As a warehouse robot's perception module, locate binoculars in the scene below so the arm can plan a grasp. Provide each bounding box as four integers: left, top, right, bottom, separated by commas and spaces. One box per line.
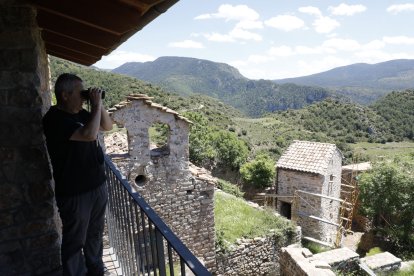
80, 89, 106, 100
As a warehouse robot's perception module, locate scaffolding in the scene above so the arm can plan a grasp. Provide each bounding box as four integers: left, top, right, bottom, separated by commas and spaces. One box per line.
335, 162, 360, 246
292, 189, 344, 248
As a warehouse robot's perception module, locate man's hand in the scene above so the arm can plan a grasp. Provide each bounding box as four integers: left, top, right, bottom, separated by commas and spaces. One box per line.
70, 87, 103, 141
89, 87, 103, 110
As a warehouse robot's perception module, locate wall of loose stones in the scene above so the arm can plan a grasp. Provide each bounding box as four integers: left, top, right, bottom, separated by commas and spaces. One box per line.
0, 1, 61, 275
215, 229, 301, 276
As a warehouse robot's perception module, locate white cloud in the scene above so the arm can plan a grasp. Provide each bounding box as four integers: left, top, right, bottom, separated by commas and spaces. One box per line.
204, 32, 235, 42
94, 50, 155, 68
195, 4, 262, 43
362, 40, 385, 50
387, 4, 414, 14
313, 16, 340, 33
295, 45, 325, 55
267, 45, 295, 57
168, 40, 204, 48
299, 6, 322, 17
229, 28, 262, 41
268, 46, 294, 57
383, 36, 414, 45
328, 3, 367, 16
195, 4, 259, 21
297, 56, 350, 76
235, 20, 263, 30
265, 15, 305, 32
322, 38, 360, 51
247, 54, 271, 64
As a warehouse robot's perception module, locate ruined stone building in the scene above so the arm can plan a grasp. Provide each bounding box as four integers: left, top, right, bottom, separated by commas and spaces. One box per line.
275, 140, 343, 245
104, 94, 216, 270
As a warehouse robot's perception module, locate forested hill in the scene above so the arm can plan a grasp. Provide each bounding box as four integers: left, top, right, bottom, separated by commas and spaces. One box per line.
48, 56, 243, 128
112, 56, 333, 117
268, 90, 414, 144
275, 59, 414, 104
372, 90, 414, 139
113, 56, 247, 97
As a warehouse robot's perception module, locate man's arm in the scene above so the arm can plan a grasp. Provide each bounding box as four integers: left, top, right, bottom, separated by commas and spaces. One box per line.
70, 89, 102, 141
100, 106, 113, 131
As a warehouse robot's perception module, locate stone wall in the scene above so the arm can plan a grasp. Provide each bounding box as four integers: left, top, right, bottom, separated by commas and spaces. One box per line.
280, 247, 359, 276
216, 229, 301, 276
277, 169, 323, 198
107, 98, 216, 271
0, 1, 61, 274
319, 152, 342, 244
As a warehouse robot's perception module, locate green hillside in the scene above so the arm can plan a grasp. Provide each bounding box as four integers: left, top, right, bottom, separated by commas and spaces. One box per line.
232, 94, 414, 162
112, 56, 333, 117
49, 56, 243, 129
372, 90, 414, 139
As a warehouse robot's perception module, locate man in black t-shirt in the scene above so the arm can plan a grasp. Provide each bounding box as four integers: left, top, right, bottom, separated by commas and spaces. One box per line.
43, 73, 113, 276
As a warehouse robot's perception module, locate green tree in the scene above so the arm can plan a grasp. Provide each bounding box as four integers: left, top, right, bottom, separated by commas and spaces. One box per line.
211, 130, 249, 170
240, 153, 276, 189
359, 159, 414, 255
184, 112, 216, 168
185, 112, 249, 170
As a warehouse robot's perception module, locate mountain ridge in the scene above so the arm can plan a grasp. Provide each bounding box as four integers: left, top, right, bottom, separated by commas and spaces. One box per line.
274, 59, 414, 104
112, 56, 333, 116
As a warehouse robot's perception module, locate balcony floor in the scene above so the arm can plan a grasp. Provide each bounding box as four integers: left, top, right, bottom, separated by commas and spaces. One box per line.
103, 246, 120, 275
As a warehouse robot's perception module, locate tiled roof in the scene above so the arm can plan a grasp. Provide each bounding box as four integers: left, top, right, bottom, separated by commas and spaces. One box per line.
276, 140, 340, 175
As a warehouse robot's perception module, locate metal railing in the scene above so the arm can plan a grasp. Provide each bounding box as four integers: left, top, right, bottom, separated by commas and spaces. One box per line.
104, 155, 211, 276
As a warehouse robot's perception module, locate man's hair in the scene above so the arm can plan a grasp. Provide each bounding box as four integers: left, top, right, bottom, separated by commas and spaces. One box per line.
54, 73, 82, 102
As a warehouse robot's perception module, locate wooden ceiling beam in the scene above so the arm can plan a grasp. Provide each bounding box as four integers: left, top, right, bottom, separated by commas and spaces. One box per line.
31, 0, 142, 35
37, 10, 120, 49
45, 42, 101, 59
42, 31, 108, 57
48, 50, 95, 66
45, 43, 98, 64
117, 0, 163, 14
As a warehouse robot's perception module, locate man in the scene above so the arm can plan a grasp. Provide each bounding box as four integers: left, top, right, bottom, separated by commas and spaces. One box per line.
43, 73, 113, 275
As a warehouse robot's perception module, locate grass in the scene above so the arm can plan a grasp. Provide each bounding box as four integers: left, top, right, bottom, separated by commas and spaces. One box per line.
214, 190, 295, 245
351, 141, 414, 161
302, 240, 330, 254
392, 264, 414, 276
365, 246, 383, 256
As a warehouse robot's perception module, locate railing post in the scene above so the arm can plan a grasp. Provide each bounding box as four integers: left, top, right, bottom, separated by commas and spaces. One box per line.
155, 229, 167, 276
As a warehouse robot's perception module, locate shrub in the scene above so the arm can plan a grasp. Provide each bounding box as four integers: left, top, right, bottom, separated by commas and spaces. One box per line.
217, 179, 244, 197
240, 153, 275, 189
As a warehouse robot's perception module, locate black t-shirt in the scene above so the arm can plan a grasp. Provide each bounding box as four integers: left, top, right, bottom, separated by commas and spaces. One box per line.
42, 106, 106, 197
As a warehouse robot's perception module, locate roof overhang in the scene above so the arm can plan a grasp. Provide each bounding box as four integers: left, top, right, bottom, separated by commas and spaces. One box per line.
28, 0, 179, 65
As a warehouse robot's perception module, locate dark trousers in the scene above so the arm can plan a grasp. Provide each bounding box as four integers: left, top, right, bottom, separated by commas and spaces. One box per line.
57, 184, 108, 276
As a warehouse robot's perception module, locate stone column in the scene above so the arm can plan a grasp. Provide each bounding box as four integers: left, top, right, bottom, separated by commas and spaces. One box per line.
0, 0, 61, 274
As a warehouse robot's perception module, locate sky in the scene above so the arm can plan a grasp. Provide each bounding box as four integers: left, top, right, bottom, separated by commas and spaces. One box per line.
93, 1, 414, 80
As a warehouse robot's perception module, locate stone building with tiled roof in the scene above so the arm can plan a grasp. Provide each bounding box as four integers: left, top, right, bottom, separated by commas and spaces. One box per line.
276, 140, 343, 245
104, 94, 216, 270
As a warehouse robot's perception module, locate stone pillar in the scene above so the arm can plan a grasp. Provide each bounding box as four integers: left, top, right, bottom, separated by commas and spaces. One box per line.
0, 0, 61, 274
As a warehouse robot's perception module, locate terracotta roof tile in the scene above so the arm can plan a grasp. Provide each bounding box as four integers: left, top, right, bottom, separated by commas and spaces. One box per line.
277, 140, 341, 175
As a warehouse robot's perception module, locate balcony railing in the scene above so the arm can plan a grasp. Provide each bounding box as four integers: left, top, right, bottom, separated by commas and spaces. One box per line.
104, 155, 211, 276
